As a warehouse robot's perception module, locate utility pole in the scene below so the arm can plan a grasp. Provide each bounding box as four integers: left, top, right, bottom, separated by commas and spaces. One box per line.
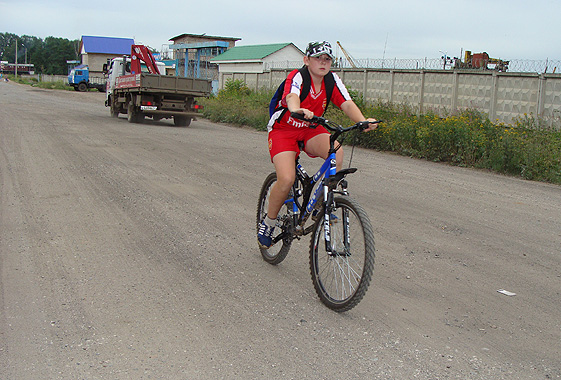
15, 37, 18, 78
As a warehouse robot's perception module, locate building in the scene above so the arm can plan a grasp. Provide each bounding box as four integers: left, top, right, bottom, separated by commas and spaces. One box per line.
210, 43, 304, 89
211, 43, 304, 73
79, 36, 135, 76
168, 33, 240, 80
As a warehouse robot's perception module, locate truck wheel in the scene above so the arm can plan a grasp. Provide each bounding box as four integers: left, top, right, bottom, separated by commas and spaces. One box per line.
109, 96, 119, 118
128, 104, 139, 123
174, 115, 192, 127
78, 82, 88, 92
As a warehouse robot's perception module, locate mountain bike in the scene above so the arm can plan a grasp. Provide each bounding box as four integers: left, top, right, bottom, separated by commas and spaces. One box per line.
256, 113, 380, 312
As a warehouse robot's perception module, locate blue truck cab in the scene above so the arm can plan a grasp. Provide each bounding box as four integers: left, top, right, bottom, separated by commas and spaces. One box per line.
68, 64, 105, 92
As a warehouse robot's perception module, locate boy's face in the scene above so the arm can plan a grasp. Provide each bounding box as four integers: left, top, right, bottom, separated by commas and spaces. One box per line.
304, 54, 333, 77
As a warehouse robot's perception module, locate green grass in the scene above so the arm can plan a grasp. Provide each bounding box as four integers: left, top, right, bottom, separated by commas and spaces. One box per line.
5, 74, 73, 90
202, 79, 561, 185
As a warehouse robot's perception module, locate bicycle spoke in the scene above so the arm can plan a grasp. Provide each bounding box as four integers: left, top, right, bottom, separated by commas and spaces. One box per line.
256, 173, 293, 265
309, 196, 375, 311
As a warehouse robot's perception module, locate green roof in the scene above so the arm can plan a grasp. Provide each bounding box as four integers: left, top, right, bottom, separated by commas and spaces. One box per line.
210, 43, 297, 62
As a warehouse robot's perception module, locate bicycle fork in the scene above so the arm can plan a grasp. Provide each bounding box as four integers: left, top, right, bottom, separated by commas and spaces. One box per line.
323, 183, 334, 253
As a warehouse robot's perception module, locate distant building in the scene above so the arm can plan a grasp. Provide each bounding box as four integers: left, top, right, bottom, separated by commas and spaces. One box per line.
168, 33, 240, 80
169, 33, 240, 63
210, 43, 305, 89
80, 36, 135, 76
211, 43, 304, 73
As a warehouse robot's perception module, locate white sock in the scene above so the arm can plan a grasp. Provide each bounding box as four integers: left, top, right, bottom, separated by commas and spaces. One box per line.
264, 216, 276, 227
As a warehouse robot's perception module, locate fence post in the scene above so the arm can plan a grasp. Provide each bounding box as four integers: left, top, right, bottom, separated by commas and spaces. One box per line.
419, 70, 425, 116
363, 69, 368, 101
451, 71, 459, 114
537, 74, 546, 118
489, 71, 499, 121
389, 70, 395, 103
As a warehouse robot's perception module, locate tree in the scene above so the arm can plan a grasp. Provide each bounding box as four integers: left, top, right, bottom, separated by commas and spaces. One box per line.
0, 32, 79, 74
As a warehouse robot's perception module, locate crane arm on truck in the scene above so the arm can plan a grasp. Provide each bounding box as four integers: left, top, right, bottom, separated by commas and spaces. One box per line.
130, 45, 160, 75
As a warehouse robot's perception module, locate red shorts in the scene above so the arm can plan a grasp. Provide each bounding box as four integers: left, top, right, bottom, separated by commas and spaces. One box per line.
268, 126, 329, 161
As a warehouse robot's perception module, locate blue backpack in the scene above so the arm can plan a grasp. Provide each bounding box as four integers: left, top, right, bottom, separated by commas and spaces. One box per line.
269, 66, 336, 118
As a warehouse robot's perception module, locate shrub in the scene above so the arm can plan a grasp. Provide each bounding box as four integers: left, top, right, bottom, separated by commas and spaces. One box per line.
202, 80, 561, 184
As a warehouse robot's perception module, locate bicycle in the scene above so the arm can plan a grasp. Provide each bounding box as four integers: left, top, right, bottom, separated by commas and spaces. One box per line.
256, 113, 380, 312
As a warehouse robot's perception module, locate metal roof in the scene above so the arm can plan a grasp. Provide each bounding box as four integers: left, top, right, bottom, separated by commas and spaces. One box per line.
81, 36, 135, 55
210, 43, 300, 62
170, 33, 240, 42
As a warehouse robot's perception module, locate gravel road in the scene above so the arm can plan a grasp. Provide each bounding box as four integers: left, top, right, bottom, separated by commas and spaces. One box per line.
1, 81, 560, 379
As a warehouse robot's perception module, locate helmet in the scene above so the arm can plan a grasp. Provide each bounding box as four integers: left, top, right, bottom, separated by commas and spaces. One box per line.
305, 41, 334, 59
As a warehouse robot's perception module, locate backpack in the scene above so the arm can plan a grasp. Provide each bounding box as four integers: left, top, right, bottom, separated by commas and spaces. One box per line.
268, 66, 336, 118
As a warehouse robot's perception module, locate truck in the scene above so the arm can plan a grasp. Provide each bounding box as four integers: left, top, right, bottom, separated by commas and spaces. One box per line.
104, 45, 211, 126
68, 64, 106, 92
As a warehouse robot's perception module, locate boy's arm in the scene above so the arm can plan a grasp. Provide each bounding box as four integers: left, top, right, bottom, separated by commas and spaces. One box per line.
341, 100, 378, 131
286, 93, 314, 119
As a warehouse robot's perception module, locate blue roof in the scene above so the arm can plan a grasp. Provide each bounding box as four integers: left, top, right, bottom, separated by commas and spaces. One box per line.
81, 36, 135, 55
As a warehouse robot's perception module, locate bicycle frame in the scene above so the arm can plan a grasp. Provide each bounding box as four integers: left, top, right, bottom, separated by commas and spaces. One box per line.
286, 152, 334, 217
258, 113, 380, 311
280, 145, 341, 254
272, 113, 380, 250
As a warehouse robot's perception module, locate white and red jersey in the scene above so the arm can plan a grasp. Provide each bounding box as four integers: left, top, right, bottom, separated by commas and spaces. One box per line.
267, 69, 352, 132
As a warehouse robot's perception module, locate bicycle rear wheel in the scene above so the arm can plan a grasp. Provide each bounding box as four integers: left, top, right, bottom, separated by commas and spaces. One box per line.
256, 172, 293, 265
309, 196, 375, 312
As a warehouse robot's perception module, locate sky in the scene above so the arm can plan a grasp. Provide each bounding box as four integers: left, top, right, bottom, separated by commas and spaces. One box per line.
1, 0, 560, 61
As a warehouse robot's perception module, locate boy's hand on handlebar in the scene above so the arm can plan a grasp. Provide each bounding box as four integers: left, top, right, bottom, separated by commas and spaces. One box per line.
292, 108, 315, 119
362, 118, 380, 132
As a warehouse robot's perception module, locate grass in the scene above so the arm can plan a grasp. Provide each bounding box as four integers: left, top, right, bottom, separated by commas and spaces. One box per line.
202, 79, 561, 185
4, 74, 73, 90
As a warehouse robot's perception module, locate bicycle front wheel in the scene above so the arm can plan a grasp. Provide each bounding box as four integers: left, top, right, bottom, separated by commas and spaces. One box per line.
309, 196, 375, 312
256, 172, 293, 265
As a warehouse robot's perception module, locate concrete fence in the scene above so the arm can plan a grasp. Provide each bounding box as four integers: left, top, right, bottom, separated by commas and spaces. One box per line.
33, 74, 68, 83
219, 68, 561, 129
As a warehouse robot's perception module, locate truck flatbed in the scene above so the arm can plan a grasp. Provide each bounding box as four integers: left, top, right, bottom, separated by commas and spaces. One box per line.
115, 73, 211, 96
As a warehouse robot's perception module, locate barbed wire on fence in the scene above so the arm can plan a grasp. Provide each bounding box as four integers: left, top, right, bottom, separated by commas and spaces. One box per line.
265, 58, 561, 74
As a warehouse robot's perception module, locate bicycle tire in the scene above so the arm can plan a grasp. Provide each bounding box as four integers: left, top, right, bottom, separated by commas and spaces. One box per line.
256, 172, 293, 265
309, 195, 375, 312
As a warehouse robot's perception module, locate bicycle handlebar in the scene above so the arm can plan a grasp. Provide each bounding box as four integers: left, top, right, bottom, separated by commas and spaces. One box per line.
290, 112, 381, 134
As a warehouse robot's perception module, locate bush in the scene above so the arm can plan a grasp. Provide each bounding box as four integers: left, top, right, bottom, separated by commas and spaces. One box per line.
201, 80, 272, 131
202, 81, 561, 184
36, 80, 70, 90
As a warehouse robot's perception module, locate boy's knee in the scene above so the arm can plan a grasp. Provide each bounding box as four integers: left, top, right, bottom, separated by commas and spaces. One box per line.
277, 173, 295, 188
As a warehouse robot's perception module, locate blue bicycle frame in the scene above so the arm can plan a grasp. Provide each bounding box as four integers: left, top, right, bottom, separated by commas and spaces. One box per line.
286, 152, 335, 214
283, 150, 339, 251
274, 112, 379, 252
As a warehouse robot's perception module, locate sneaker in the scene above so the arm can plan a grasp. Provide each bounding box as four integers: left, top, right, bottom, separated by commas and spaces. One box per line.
257, 220, 275, 248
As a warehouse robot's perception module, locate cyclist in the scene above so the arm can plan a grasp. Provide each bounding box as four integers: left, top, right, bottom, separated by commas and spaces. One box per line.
258, 41, 378, 248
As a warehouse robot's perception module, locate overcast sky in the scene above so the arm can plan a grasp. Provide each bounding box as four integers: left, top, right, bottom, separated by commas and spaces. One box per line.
1, 0, 559, 61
